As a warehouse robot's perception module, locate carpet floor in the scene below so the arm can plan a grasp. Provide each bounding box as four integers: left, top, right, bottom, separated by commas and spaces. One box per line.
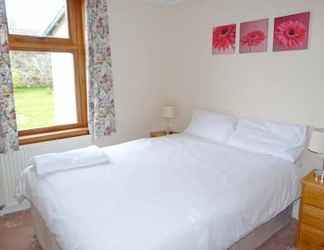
0, 210, 298, 250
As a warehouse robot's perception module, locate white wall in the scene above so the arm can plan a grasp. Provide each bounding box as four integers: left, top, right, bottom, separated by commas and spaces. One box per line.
0, 0, 168, 213
101, 0, 169, 145
163, 0, 324, 131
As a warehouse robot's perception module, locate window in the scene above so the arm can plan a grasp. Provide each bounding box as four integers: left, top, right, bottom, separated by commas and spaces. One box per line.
6, 0, 69, 38
6, 0, 88, 145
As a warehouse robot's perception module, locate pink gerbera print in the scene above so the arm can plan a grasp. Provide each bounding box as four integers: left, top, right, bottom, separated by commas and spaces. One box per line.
241, 30, 266, 48
275, 20, 306, 48
239, 19, 269, 54
212, 24, 236, 54
273, 12, 310, 52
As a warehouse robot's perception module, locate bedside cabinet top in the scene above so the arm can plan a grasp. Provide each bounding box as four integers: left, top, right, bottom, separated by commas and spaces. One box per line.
150, 131, 179, 138
150, 131, 167, 138
303, 170, 324, 190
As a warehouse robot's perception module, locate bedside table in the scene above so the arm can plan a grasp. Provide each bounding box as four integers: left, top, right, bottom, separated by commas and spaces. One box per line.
150, 131, 177, 138
297, 170, 324, 250
150, 131, 167, 138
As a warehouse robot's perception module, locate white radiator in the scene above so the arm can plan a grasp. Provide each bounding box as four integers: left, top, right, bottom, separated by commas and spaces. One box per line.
0, 149, 30, 211
0, 135, 92, 214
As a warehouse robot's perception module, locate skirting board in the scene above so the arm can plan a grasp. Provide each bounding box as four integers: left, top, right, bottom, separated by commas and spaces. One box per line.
1, 201, 30, 216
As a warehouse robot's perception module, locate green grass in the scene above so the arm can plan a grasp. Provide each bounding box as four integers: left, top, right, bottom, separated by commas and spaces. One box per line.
14, 87, 54, 130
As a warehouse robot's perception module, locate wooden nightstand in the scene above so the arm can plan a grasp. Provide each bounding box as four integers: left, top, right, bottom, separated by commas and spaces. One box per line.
150, 131, 177, 138
297, 170, 324, 250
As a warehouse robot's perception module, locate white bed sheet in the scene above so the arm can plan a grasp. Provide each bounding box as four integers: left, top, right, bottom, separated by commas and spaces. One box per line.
25, 134, 299, 250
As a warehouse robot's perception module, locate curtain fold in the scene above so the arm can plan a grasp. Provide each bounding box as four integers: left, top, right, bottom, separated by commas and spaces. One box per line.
0, 0, 19, 154
86, 0, 116, 138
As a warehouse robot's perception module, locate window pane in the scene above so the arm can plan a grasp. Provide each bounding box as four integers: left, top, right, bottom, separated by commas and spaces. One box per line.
10, 51, 77, 131
5, 0, 69, 38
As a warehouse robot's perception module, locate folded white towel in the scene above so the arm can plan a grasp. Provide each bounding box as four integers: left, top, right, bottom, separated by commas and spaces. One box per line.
32, 146, 110, 177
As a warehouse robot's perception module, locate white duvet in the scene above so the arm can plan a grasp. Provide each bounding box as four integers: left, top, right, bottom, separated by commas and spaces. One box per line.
26, 134, 299, 250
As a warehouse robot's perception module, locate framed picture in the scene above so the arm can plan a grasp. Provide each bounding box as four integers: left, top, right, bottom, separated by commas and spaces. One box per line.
273, 12, 310, 52
240, 19, 269, 53
212, 24, 236, 55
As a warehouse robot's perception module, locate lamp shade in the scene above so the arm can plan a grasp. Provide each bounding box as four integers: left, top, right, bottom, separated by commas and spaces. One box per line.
308, 130, 324, 154
162, 106, 176, 119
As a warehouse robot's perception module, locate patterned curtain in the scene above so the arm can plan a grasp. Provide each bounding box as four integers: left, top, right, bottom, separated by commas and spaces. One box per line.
0, 0, 19, 153
86, 0, 116, 137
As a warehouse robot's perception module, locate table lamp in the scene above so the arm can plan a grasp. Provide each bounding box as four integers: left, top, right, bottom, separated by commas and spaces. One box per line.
161, 106, 176, 134
308, 129, 324, 183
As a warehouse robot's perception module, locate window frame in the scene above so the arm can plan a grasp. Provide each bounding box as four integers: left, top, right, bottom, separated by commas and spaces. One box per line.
8, 0, 88, 145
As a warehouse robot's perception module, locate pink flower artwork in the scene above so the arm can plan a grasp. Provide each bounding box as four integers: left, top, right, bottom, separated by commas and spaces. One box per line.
273, 12, 310, 52
212, 24, 236, 55
240, 19, 269, 54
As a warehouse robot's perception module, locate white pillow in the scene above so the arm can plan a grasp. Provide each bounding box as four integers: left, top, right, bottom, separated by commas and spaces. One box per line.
228, 119, 308, 162
185, 110, 237, 143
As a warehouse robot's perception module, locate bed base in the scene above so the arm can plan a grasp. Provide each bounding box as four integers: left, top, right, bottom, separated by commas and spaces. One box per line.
31, 205, 292, 250
229, 205, 292, 249
31, 207, 61, 250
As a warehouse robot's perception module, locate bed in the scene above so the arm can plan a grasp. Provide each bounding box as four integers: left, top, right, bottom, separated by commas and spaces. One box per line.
24, 132, 301, 250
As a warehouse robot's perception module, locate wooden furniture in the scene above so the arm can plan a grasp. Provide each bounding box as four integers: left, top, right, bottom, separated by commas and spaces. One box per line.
150, 131, 177, 138
297, 170, 324, 250
150, 131, 167, 138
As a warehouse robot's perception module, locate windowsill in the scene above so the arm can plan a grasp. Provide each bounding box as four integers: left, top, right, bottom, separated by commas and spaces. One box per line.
19, 127, 89, 145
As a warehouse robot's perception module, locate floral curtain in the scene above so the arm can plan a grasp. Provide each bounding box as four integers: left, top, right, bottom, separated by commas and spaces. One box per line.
86, 0, 116, 137
0, 0, 19, 153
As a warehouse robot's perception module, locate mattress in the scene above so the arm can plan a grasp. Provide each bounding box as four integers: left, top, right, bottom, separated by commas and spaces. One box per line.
24, 134, 299, 250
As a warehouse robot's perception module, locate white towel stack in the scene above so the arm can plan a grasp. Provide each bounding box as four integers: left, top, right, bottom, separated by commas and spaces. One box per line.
32, 145, 110, 177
